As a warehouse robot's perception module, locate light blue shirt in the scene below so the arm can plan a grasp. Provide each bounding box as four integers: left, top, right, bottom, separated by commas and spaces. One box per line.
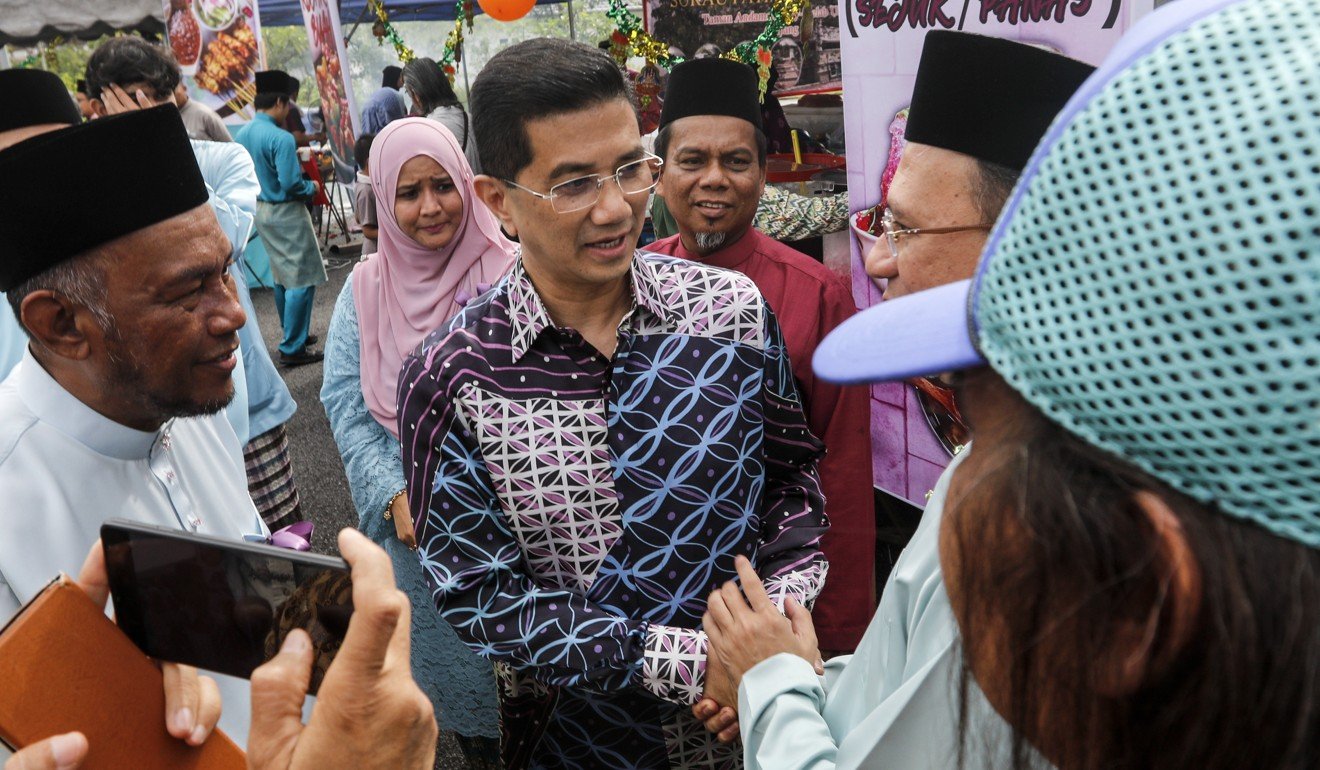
233, 113, 316, 203
0, 350, 269, 747
0, 300, 26, 380
360, 87, 407, 135
192, 139, 297, 440
739, 448, 1023, 769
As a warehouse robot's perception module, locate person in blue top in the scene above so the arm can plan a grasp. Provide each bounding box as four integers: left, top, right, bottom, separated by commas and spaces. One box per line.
235, 70, 326, 368
360, 65, 407, 136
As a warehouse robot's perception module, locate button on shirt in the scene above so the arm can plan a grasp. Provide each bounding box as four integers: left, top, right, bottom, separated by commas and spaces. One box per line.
399, 253, 830, 768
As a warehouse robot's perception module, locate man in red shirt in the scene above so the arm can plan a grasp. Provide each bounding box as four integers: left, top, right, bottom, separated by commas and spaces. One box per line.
647, 58, 875, 654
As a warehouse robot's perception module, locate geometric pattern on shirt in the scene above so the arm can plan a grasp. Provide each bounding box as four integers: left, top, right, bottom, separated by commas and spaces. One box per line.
764, 559, 829, 612
404, 252, 830, 770
464, 388, 621, 594
663, 705, 743, 770
633, 256, 765, 349
642, 625, 709, 705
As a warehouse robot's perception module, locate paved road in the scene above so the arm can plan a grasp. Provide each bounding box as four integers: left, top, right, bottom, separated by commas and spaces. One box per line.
248, 246, 469, 767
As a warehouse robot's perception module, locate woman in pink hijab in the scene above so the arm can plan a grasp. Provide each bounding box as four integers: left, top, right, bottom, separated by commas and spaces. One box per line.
321, 117, 513, 768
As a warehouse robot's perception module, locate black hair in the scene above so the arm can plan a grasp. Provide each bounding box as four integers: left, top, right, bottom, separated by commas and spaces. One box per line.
654, 122, 768, 167
382, 66, 403, 89
972, 159, 1019, 222
355, 133, 376, 172
402, 58, 462, 115
287, 77, 301, 98
253, 92, 289, 111
470, 38, 634, 182
85, 36, 181, 103
950, 369, 1320, 770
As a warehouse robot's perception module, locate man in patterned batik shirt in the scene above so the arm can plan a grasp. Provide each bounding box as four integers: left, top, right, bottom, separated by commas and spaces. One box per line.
398, 39, 829, 769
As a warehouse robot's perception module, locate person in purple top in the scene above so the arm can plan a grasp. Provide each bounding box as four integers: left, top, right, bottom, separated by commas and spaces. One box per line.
397, 38, 829, 769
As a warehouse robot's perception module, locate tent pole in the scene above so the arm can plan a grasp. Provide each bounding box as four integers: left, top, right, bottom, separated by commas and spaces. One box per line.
461, 50, 472, 98
566, 0, 577, 41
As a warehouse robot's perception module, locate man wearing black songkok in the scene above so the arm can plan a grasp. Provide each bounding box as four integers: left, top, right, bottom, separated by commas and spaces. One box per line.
0, 106, 268, 746
689, 31, 1097, 750
648, 57, 877, 657
235, 70, 326, 367
868, 31, 1095, 299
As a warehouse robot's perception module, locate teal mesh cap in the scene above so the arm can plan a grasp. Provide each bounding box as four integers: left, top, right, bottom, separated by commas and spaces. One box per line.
816, 0, 1320, 548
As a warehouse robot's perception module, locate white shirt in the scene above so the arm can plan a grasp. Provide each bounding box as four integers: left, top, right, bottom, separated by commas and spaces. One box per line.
738, 447, 1025, 769
0, 351, 269, 746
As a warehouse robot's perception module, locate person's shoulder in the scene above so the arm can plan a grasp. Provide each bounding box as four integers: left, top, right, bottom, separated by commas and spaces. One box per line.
642, 251, 764, 303
0, 377, 38, 468
752, 232, 845, 285
198, 137, 253, 166
645, 234, 681, 255
407, 284, 509, 382
639, 252, 769, 345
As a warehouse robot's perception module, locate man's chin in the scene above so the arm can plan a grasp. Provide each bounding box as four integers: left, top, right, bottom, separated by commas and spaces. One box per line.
159, 390, 236, 421
693, 230, 728, 254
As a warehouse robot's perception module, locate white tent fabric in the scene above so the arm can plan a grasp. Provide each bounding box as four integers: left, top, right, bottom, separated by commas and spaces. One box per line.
0, 0, 164, 46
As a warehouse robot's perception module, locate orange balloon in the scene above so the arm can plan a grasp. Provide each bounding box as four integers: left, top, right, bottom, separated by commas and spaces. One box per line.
478, 0, 536, 22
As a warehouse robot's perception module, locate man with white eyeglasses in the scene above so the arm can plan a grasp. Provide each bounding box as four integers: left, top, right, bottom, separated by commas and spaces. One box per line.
395, 38, 830, 769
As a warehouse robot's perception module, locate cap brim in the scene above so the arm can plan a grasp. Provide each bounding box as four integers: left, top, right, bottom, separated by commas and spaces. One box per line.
813, 279, 985, 384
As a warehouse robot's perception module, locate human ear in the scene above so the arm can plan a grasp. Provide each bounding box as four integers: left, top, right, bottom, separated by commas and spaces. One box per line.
473, 174, 517, 238
19, 291, 96, 361
1093, 490, 1203, 697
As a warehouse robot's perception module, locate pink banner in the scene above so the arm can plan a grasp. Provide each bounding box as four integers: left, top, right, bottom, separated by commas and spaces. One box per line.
300, 0, 361, 178
164, 0, 266, 124
839, 0, 1155, 505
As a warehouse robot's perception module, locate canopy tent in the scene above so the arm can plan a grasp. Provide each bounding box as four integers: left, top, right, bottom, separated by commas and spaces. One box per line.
256, 0, 569, 28
0, 0, 163, 46
0, 1, 573, 46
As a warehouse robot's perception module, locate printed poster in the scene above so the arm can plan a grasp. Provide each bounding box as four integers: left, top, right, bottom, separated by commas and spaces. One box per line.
300, 0, 362, 179
163, 0, 266, 124
646, 0, 843, 95
840, 0, 1156, 505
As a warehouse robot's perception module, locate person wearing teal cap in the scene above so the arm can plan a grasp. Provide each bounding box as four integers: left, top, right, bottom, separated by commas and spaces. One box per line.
703, 1, 1320, 768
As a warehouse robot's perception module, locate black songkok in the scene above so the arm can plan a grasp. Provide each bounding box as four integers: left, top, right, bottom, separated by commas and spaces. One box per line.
0, 106, 208, 291
382, 65, 402, 89
0, 70, 81, 134
658, 58, 763, 132
905, 31, 1095, 171
255, 69, 292, 95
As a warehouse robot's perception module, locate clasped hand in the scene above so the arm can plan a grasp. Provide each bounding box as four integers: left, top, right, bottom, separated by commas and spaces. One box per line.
693, 556, 822, 742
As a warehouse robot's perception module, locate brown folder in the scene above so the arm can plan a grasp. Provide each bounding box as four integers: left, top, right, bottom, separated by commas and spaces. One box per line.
0, 575, 246, 768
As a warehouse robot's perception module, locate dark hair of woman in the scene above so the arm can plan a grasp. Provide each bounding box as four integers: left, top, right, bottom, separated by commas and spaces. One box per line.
946, 369, 1318, 770
402, 58, 462, 117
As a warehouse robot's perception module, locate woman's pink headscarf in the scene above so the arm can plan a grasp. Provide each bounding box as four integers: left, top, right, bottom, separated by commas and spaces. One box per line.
353, 117, 515, 438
